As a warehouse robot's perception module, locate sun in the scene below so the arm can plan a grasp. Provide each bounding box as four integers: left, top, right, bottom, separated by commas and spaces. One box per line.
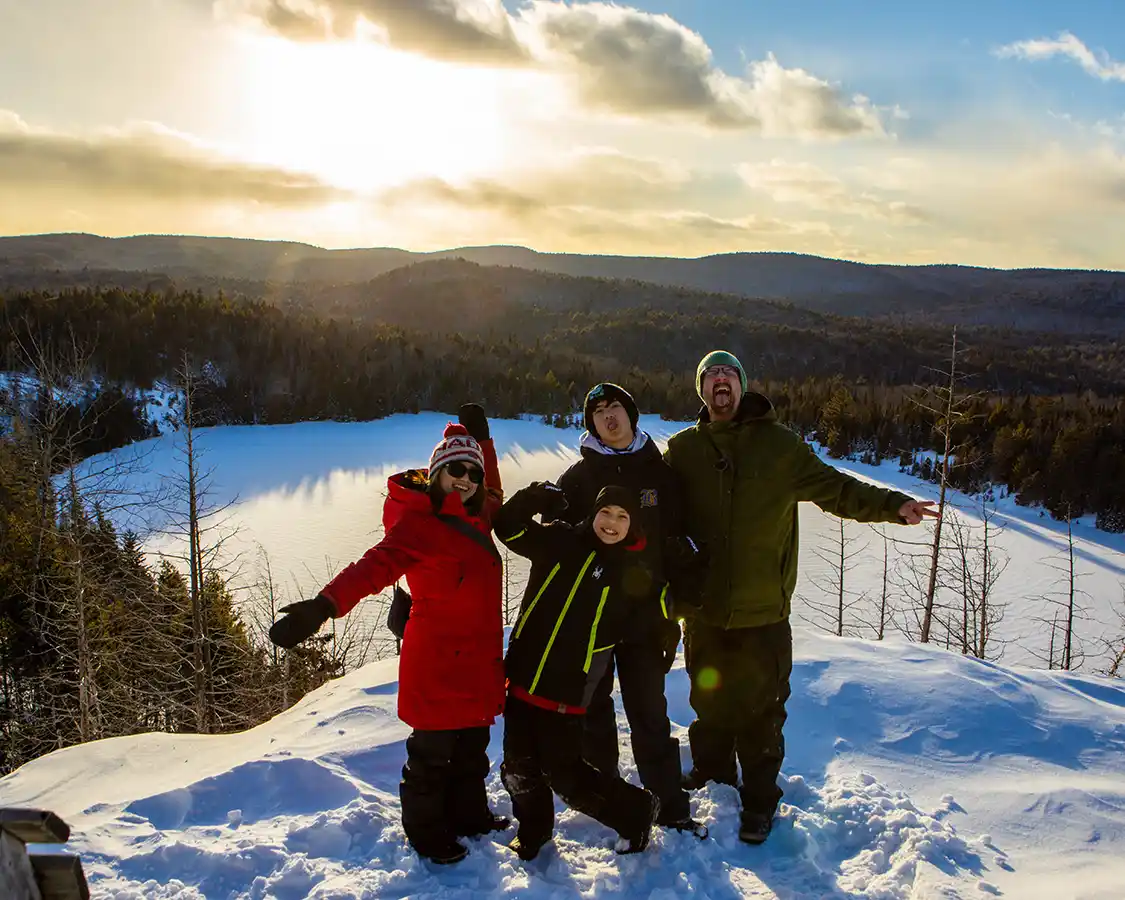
234, 34, 511, 191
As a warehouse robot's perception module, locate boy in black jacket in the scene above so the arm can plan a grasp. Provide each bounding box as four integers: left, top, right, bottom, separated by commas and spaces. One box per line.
555, 383, 705, 837
495, 482, 663, 861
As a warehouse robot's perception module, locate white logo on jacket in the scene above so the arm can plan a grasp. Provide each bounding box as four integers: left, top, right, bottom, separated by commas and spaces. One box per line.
592, 566, 604, 580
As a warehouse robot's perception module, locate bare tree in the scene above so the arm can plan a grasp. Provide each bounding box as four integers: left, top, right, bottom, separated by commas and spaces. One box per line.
502, 544, 530, 626
864, 527, 894, 640
799, 512, 868, 636
1, 320, 168, 767
911, 328, 981, 643
1101, 585, 1125, 679
1033, 506, 1089, 671
890, 528, 944, 642
152, 354, 244, 733
941, 499, 1009, 660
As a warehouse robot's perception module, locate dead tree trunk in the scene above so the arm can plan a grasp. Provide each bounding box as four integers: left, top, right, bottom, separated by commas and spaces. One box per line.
1063, 510, 1076, 671
183, 369, 211, 734
921, 328, 958, 644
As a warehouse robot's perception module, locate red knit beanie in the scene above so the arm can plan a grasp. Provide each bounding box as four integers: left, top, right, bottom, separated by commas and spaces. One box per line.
429, 423, 485, 475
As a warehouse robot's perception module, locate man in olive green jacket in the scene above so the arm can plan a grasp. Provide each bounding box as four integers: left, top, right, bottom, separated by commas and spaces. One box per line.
663, 350, 936, 845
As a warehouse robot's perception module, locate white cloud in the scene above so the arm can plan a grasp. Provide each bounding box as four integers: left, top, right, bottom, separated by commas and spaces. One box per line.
221, 0, 890, 138
523, 2, 886, 137
738, 159, 928, 223
216, 0, 527, 63
0, 110, 344, 205
996, 32, 1125, 82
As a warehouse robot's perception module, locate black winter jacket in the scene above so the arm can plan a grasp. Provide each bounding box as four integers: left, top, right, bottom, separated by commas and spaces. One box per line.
495, 486, 647, 710
555, 433, 688, 639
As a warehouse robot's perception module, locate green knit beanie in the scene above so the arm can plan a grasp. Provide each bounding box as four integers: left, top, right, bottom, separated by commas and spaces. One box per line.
696, 350, 748, 399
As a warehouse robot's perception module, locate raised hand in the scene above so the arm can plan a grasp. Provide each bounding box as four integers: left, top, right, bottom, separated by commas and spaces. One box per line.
268, 594, 336, 649
898, 499, 939, 525
528, 481, 569, 520
458, 403, 491, 442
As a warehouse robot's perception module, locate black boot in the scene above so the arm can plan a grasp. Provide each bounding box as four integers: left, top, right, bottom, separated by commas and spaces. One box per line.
682, 767, 737, 790
509, 833, 547, 861
616, 791, 660, 855
458, 813, 511, 838
660, 816, 709, 840
417, 838, 469, 864
738, 811, 773, 845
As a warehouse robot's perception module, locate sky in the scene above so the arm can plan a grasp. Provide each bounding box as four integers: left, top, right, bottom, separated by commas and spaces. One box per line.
1, 0, 1123, 268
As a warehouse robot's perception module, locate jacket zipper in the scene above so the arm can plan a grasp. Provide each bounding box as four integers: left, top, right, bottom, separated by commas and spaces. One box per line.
528, 551, 596, 693
583, 586, 612, 672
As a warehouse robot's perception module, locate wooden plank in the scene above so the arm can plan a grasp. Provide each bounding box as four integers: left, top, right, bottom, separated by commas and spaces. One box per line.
1, 829, 44, 900
29, 855, 90, 900
0, 810, 70, 845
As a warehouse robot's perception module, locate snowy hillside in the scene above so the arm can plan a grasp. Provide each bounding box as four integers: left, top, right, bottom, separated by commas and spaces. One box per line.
3, 631, 1124, 899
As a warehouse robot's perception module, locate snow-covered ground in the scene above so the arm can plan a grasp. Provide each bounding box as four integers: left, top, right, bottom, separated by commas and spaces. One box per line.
7, 411, 1125, 898
3, 629, 1124, 899
91, 412, 1125, 670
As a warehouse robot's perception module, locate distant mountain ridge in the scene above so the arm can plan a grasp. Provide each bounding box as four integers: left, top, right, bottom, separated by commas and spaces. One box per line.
2, 232, 1124, 333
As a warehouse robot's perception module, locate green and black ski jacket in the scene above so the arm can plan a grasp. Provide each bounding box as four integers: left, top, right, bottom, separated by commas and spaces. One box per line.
495, 488, 645, 710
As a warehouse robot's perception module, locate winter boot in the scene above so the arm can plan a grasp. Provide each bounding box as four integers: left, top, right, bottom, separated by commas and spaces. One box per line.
661, 817, 709, 840
738, 811, 773, 845
418, 838, 469, 865
615, 790, 660, 855
458, 813, 511, 838
682, 766, 737, 790
509, 834, 547, 861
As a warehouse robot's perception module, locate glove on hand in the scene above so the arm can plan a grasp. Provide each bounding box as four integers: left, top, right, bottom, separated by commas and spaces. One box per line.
269, 594, 335, 649
660, 618, 682, 673
664, 535, 707, 577
664, 536, 708, 610
527, 481, 569, 521
458, 403, 490, 442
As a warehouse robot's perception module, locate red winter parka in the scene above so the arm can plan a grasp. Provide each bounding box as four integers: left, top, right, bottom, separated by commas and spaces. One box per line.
320, 439, 505, 731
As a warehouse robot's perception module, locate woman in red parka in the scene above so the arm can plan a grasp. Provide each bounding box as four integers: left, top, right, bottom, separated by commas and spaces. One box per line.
268, 405, 507, 865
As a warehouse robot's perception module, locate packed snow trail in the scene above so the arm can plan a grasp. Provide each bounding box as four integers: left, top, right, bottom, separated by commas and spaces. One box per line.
4, 630, 1125, 899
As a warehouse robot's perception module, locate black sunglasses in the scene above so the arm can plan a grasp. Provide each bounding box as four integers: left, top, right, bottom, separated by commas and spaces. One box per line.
446, 461, 484, 484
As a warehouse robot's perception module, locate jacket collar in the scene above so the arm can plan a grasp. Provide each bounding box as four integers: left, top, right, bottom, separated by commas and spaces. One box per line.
385, 468, 474, 527
579, 429, 651, 457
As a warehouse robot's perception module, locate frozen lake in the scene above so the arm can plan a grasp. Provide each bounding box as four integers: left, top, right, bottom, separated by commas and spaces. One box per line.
90, 412, 1125, 671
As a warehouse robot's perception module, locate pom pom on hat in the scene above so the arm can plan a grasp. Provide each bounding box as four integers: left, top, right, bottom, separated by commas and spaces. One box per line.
429, 423, 485, 475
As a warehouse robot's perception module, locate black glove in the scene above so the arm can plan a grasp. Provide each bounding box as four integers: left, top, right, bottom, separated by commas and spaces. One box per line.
660, 618, 681, 673
526, 481, 569, 520
269, 594, 335, 649
458, 403, 490, 442
664, 535, 707, 577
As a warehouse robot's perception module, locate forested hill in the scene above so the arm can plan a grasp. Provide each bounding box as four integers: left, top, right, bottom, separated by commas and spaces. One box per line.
3, 233, 1124, 334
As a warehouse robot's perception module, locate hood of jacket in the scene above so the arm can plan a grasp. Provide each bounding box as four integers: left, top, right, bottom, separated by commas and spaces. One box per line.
579, 429, 652, 457
384, 468, 475, 532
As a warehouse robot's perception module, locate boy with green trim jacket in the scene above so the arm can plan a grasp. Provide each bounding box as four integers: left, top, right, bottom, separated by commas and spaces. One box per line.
494, 482, 663, 861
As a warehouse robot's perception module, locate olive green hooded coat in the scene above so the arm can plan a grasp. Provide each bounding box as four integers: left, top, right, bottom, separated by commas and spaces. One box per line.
664, 392, 912, 630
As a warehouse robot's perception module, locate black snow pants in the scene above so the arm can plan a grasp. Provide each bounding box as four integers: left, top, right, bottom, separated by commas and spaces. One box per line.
400, 726, 492, 855
683, 619, 793, 817
501, 694, 654, 847
580, 638, 691, 822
